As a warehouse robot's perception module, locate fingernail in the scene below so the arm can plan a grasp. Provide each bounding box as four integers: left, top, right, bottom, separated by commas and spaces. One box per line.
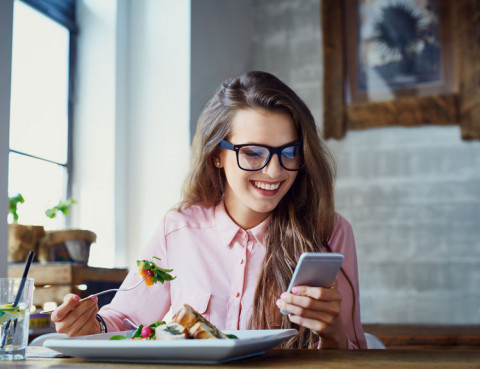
275, 299, 281, 306
72, 295, 80, 302
91, 296, 98, 302
292, 287, 299, 294
280, 293, 287, 300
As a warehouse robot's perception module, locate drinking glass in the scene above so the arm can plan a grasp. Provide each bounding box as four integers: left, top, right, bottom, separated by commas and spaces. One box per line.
0, 278, 34, 361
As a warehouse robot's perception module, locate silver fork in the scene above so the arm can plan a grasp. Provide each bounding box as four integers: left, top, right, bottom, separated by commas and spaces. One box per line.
40, 276, 147, 314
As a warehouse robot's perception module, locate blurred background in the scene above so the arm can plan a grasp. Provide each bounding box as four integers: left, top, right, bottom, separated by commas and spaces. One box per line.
0, 0, 479, 326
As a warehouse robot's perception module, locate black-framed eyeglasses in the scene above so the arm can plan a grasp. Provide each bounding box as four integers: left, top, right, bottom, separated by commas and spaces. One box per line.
219, 140, 304, 171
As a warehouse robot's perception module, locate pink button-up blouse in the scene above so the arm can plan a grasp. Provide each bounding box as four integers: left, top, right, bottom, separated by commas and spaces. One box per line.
99, 201, 367, 349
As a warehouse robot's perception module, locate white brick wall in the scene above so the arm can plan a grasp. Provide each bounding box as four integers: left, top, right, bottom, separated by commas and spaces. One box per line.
332, 126, 480, 323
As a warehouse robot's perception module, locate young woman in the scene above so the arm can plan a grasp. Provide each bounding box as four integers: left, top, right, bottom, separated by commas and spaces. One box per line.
51, 71, 367, 349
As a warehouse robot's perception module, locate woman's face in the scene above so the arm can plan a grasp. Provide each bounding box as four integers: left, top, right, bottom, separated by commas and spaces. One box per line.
218, 108, 299, 229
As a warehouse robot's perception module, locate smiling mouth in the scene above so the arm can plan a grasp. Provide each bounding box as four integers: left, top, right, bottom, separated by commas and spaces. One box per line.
253, 181, 281, 191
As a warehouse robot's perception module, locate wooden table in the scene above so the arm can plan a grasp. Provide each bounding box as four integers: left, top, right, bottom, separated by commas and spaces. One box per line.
2, 349, 480, 368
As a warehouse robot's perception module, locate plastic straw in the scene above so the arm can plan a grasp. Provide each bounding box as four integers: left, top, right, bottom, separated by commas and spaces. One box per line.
0, 251, 35, 348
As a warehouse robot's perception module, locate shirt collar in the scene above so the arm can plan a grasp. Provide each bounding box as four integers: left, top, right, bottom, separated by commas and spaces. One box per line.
214, 200, 270, 248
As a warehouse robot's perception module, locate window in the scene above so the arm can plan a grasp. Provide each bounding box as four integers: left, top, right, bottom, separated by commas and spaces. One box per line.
8, 0, 75, 229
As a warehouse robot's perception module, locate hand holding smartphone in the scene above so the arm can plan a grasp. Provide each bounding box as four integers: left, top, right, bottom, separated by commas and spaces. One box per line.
280, 252, 344, 315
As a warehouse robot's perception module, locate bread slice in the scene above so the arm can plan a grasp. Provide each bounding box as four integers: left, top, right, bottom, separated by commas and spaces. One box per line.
171, 304, 228, 339
155, 323, 188, 340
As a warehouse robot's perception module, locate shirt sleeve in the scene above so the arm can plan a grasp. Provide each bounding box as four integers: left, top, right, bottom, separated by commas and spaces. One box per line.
328, 213, 368, 349
98, 217, 172, 332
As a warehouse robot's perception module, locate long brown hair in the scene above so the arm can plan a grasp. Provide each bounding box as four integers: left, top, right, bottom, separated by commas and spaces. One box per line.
178, 71, 336, 348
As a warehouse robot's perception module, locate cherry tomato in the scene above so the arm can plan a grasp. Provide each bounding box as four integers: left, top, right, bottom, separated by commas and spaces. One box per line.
144, 276, 154, 286
141, 326, 153, 338
138, 262, 155, 286
139, 264, 153, 276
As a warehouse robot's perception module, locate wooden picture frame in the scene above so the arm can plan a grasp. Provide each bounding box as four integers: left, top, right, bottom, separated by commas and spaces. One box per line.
322, 0, 480, 140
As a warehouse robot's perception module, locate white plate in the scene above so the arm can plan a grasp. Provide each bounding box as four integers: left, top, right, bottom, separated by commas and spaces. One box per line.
44, 329, 297, 364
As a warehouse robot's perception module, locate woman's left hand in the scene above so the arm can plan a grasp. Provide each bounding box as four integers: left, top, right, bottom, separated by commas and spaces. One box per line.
275, 279, 348, 349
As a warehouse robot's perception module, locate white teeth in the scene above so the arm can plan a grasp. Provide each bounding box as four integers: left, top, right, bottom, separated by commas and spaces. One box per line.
254, 181, 280, 190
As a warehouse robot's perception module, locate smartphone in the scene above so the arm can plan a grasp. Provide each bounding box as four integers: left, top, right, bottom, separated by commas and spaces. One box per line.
280, 252, 344, 315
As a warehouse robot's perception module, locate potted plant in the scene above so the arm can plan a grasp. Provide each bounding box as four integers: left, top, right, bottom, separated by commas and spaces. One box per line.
38, 199, 96, 264
7, 194, 96, 265
7, 194, 46, 263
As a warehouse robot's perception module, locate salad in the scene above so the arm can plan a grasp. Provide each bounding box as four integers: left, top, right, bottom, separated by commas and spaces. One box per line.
137, 256, 176, 286
110, 304, 238, 340
110, 321, 166, 340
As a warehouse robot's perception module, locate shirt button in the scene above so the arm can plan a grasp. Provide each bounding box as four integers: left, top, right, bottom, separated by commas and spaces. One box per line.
235, 292, 240, 298
240, 259, 244, 264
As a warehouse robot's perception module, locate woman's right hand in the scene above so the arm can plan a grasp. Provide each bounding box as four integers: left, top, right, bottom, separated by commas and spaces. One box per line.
50, 294, 100, 337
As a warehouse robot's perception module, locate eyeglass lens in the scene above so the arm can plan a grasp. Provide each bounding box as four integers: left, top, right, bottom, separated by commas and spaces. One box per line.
238, 145, 300, 170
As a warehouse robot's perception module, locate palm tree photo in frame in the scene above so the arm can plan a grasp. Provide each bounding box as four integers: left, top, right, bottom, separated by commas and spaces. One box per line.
346, 0, 455, 104
322, 0, 480, 140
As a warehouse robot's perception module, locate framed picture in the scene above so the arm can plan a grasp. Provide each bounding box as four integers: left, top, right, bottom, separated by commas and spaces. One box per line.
322, 0, 480, 140
345, 0, 455, 105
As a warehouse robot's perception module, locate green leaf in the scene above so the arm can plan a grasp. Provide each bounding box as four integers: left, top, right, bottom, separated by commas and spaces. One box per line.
45, 208, 57, 219
109, 335, 128, 340
150, 321, 166, 328
226, 334, 238, 339
45, 198, 77, 219
8, 193, 24, 223
132, 324, 144, 338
